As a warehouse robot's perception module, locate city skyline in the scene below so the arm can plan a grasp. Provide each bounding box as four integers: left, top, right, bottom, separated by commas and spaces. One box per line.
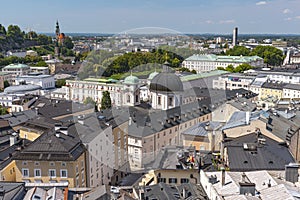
1, 0, 300, 34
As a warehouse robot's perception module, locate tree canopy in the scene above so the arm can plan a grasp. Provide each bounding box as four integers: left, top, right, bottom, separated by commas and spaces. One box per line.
225, 45, 284, 66
218, 63, 253, 73
101, 91, 112, 110
55, 79, 66, 88
78, 49, 184, 79
250, 45, 284, 66
226, 46, 250, 56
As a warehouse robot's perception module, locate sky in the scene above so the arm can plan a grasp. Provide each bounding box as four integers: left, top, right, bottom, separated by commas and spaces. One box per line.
1, 0, 300, 34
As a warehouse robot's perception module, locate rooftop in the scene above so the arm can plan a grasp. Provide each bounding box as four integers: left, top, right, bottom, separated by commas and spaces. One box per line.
2, 63, 30, 70
224, 133, 295, 171
143, 182, 207, 200
185, 54, 263, 63
4, 84, 42, 93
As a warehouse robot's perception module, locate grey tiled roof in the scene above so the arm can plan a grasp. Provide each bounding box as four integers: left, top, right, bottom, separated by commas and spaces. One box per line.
14, 124, 85, 161
182, 121, 222, 136
0, 182, 26, 200
224, 133, 295, 171
144, 183, 207, 200
0, 110, 37, 127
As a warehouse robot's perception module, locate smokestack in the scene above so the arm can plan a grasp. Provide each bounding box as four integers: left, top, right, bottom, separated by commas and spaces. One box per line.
267, 179, 271, 188
221, 167, 225, 186
242, 172, 246, 183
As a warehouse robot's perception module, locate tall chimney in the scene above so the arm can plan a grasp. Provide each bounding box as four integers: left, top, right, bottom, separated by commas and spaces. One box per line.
242, 172, 246, 183
221, 167, 225, 186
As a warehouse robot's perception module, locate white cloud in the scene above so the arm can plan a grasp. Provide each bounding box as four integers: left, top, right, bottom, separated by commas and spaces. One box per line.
219, 19, 235, 24
283, 8, 292, 14
256, 1, 267, 5
284, 17, 292, 21
205, 20, 214, 24
295, 16, 300, 20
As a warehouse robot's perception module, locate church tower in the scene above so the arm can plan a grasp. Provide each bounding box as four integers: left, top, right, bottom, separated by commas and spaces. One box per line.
55, 21, 60, 57
55, 21, 60, 38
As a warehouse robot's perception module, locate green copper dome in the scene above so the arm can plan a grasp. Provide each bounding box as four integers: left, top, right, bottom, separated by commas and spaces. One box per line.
148, 71, 159, 80
124, 75, 139, 85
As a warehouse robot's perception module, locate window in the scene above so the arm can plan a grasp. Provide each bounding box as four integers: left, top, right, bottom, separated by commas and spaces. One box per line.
169, 178, 177, 184
49, 162, 55, 167
61, 162, 66, 167
22, 161, 27, 166
158, 178, 166, 183
158, 96, 161, 105
34, 169, 41, 177
181, 178, 189, 183
76, 177, 79, 187
60, 169, 68, 178
81, 161, 84, 170
22, 168, 29, 177
168, 97, 173, 106
76, 165, 79, 174
127, 95, 131, 103
81, 171, 85, 183
34, 162, 40, 166
49, 169, 56, 178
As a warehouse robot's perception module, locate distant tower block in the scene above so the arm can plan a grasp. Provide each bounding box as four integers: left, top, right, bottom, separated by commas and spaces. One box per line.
233, 27, 238, 46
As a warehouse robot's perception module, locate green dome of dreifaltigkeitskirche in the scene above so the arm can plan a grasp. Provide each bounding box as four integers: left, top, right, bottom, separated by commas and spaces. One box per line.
124, 75, 139, 85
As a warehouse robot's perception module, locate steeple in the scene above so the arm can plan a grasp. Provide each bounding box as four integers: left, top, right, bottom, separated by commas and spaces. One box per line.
55, 20, 60, 37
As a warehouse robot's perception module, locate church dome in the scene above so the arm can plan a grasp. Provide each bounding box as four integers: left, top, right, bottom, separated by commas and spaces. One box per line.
124, 75, 139, 85
150, 72, 183, 92
148, 71, 159, 80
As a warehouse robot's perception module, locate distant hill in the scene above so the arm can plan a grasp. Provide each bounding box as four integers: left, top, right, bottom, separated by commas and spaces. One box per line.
0, 24, 52, 52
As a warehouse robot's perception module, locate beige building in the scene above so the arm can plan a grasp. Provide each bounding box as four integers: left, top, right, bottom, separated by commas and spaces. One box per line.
13, 127, 87, 188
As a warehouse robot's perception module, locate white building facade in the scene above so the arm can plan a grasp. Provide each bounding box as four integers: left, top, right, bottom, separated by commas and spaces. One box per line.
182, 54, 263, 73
16, 74, 55, 89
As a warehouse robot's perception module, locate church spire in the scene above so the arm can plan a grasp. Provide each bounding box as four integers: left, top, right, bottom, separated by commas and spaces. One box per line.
55, 20, 60, 37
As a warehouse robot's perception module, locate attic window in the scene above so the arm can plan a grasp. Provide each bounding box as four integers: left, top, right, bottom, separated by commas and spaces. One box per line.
244, 161, 248, 164
269, 161, 274, 164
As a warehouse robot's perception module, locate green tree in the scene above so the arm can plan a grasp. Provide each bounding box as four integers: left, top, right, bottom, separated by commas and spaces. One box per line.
191, 69, 197, 74
4, 80, 10, 88
0, 105, 8, 115
55, 79, 66, 88
250, 45, 284, 66
34, 61, 48, 67
226, 46, 250, 56
26, 31, 38, 40
84, 97, 96, 106
225, 64, 235, 72
101, 91, 112, 110
6, 25, 24, 43
0, 24, 6, 35
233, 63, 253, 73
37, 34, 52, 45
64, 37, 74, 49
171, 57, 181, 68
